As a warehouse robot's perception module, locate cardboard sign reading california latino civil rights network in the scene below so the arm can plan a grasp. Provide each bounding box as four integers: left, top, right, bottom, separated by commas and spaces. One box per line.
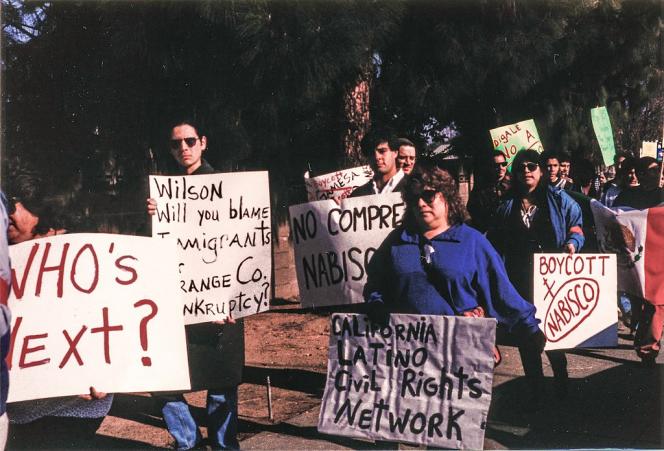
318, 314, 495, 450
150, 172, 272, 324
489, 119, 544, 169
533, 253, 617, 351
289, 193, 405, 308
7, 234, 190, 402
304, 166, 374, 201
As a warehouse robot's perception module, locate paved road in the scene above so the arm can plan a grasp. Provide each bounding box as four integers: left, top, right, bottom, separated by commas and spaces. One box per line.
240, 327, 664, 450
7, 319, 662, 449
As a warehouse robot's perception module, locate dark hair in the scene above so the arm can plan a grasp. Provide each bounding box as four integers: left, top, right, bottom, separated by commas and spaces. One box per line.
573, 158, 594, 186
165, 116, 206, 140
614, 151, 631, 164
397, 138, 416, 150
360, 127, 399, 157
492, 149, 507, 160
509, 149, 547, 196
405, 162, 468, 226
617, 156, 637, 185
540, 149, 560, 164
6, 172, 68, 235
558, 151, 571, 164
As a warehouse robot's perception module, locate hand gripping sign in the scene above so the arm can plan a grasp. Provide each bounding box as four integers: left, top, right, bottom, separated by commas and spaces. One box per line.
6, 234, 190, 402
318, 314, 495, 450
533, 253, 617, 351
150, 171, 272, 324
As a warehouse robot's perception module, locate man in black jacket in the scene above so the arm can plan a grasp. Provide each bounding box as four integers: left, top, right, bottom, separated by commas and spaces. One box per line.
147, 118, 243, 450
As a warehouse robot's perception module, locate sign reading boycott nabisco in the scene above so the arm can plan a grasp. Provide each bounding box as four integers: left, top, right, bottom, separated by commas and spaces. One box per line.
533, 253, 617, 351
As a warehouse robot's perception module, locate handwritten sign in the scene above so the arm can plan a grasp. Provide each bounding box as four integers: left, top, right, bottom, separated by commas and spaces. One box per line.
318, 314, 495, 449
289, 193, 405, 308
6, 234, 190, 402
304, 166, 374, 201
533, 253, 617, 351
591, 106, 617, 166
150, 172, 272, 324
489, 119, 544, 169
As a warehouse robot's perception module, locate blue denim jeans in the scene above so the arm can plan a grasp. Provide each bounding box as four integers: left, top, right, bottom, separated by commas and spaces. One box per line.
159, 387, 239, 450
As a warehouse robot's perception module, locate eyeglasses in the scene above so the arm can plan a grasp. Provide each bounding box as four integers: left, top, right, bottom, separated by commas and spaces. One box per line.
169, 137, 200, 150
408, 189, 438, 204
494, 161, 508, 167
517, 162, 539, 172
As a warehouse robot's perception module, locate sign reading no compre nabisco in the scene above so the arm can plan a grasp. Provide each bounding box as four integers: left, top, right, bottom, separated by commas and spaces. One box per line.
533, 253, 617, 351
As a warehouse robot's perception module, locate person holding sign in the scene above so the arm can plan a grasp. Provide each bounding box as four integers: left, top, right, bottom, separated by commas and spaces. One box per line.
147, 118, 243, 450
363, 162, 545, 362
491, 149, 584, 401
350, 129, 407, 197
4, 173, 112, 447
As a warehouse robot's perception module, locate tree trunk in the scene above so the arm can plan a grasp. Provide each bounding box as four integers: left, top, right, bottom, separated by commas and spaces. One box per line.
342, 64, 372, 167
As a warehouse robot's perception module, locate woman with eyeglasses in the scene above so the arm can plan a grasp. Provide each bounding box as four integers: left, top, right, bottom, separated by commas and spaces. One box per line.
491, 149, 584, 403
364, 162, 545, 364
147, 118, 243, 450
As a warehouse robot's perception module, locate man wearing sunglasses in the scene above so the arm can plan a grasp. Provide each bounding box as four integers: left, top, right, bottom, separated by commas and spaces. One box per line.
147, 118, 243, 450
467, 150, 511, 233
350, 129, 407, 198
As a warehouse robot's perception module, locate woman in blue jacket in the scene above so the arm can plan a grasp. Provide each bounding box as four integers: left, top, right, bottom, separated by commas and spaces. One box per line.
364, 162, 545, 362
491, 149, 584, 402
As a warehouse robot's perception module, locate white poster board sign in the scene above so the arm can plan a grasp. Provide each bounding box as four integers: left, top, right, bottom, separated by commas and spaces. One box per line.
533, 253, 617, 351
150, 172, 272, 324
289, 193, 405, 308
318, 314, 495, 450
7, 234, 190, 402
304, 166, 374, 201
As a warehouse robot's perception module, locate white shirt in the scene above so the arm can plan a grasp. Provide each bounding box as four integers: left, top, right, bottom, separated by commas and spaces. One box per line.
371, 169, 405, 195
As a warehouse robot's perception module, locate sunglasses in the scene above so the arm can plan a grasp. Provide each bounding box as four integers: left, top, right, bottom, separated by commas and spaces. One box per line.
517, 162, 539, 172
495, 161, 508, 167
408, 189, 438, 204
169, 137, 200, 150
7, 197, 19, 215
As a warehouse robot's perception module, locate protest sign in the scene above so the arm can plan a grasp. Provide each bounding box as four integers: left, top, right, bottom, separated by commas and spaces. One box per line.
289, 193, 405, 308
6, 234, 190, 402
304, 166, 374, 201
590, 106, 616, 166
533, 253, 617, 351
489, 119, 544, 168
640, 140, 657, 159
318, 314, 495, 449
150, 171, 272, 324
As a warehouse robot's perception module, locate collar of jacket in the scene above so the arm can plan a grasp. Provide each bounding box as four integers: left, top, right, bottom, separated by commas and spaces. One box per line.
399, 223, 462, 244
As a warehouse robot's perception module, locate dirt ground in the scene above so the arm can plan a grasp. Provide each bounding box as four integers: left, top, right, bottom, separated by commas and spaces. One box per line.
8, 299, 333, 449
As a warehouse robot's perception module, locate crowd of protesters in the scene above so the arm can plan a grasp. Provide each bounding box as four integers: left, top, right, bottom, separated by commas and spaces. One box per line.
0, 118, 662, 449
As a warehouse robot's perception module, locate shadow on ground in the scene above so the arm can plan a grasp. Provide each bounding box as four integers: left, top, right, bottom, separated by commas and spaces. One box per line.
487, 357, 663, 449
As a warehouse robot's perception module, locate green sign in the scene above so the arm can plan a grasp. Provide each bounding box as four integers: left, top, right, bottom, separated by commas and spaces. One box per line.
591, 106, 616, 166
489, 119, 544, 169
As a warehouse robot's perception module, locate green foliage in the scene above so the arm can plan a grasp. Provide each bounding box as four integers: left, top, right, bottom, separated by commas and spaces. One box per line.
1, 0, 662, 229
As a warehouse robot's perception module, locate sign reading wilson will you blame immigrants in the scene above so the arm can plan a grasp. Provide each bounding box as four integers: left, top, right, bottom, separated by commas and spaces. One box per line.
318, 314, 495, 449
289, 192, 406, 308
534, 253, 617, 351
150, 172, 272, 324
7, 234, 190, 402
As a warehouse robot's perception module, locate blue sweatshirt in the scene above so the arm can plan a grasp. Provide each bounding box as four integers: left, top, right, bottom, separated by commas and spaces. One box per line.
364, 223, 540, 335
